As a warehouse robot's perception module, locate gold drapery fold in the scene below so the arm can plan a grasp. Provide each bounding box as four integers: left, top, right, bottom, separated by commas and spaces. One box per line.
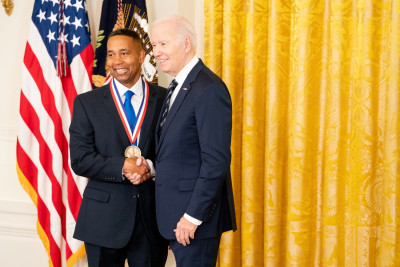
204, 0, 400, 266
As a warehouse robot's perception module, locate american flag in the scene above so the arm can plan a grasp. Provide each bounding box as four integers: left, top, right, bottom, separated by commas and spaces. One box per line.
16, 0, 93, 266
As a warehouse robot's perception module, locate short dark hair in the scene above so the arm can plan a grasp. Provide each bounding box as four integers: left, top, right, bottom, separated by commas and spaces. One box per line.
108, 29, 144, 49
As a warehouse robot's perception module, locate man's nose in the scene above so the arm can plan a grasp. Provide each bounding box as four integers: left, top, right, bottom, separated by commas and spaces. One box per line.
153, 47, 160, 58
113, 54, 123, 64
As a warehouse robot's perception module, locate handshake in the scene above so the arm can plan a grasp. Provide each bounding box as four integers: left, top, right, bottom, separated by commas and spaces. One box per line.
122, 156, 151, 185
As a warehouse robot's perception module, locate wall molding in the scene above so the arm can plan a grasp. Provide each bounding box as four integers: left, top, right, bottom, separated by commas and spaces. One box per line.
0, 223, 37, 238
0, 199, 38, 239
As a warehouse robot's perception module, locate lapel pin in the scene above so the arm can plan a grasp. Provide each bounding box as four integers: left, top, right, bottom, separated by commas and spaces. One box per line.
183, 88, 188, 91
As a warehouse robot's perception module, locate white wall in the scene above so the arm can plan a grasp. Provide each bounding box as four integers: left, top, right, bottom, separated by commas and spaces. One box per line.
0, 0, 203, 266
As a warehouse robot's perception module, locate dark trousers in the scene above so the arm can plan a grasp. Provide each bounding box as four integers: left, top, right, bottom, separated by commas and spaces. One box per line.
170, 235, 221, 267
84, 201, 167, 267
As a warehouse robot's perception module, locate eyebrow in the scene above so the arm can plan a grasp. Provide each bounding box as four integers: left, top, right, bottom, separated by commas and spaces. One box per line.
107, 48, 130, 53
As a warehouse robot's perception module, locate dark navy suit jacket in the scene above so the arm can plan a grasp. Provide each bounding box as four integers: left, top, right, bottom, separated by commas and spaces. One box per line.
69, 81, 167, 249
155, 60, 237, 240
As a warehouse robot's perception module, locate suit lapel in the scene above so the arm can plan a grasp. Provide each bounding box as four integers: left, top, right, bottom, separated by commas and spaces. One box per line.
157, 60, 205, 151
138, 84, 156, 151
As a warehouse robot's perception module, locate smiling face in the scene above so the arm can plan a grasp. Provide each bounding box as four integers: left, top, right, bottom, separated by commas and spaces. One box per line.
151, 20, 193, 77
106, 35, 145, 88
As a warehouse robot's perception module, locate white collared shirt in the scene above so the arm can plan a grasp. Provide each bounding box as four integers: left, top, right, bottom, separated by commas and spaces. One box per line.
114, 77, 143, 116
168, 56, 199, 110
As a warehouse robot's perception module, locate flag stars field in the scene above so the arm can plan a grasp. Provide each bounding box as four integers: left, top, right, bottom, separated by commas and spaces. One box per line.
73, 0, 83, 11
71, 34, 80, 47
64, 0, 72, 8
33, 0, 91, 66
63, 15, 71, 26
47, 11, 57, 25
36, 9, 46, 22
71, 17, 82, 30
49, 0, 59, 7
47, 29, 56, 42
58, 33, 69, 43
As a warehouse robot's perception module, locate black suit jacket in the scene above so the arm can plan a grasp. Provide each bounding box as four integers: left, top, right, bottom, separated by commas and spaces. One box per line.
70, 81, 167, 248
155, 60, 237, 240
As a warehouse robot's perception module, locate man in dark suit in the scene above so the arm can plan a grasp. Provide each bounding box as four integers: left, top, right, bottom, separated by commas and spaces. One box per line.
150, 15, 237, 267
69, 29, 168, 267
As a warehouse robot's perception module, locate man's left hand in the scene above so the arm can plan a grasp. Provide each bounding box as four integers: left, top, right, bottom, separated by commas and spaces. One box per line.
174, 216, 198, 246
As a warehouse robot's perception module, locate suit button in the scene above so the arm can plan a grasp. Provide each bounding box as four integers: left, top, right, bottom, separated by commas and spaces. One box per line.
132, 193, 139, 199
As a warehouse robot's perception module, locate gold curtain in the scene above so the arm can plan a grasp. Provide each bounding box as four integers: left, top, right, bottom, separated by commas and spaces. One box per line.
204, 0, 400, 266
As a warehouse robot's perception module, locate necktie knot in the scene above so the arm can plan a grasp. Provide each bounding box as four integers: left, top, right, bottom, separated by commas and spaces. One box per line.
168, 79, 178, 92
125, 90, 134, 101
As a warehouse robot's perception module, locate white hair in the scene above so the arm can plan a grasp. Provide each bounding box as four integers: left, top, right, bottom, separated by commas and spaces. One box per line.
152, 15, 197, 50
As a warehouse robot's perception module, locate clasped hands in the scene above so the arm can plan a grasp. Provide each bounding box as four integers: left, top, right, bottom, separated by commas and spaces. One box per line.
123, 156, 151, 185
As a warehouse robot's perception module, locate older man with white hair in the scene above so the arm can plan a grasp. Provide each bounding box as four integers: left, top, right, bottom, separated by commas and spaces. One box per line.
151, 15, 237, 267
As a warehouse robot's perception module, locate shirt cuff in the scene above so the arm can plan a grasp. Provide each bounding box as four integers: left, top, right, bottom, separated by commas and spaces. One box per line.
146, 159, 156, 177
184, 213, 202, 226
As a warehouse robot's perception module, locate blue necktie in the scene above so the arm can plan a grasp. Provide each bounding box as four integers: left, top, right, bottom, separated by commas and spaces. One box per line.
124, 90, 137, 138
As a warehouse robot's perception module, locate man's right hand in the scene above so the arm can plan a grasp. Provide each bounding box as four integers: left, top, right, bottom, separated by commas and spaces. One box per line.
123, 156, 151, 185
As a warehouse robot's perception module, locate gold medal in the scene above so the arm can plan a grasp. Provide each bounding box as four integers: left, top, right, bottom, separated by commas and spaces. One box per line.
124, 145, 141, 158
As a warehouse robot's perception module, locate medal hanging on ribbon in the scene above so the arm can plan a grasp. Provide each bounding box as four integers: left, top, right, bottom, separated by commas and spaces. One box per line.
110, 77, 149, 158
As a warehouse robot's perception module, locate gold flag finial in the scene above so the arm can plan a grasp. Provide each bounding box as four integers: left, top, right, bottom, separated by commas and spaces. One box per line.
1, 0, 13, 16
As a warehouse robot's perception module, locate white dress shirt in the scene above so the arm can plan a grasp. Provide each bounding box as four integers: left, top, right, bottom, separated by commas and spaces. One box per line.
167, 56, 199, 110
114, 77, 143, 125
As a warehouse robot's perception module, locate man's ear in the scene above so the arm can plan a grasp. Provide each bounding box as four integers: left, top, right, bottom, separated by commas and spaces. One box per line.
183, 36, 192, 53
139, 49, 146, 64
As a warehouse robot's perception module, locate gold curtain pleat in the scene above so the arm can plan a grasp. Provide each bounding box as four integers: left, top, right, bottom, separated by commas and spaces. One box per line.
204, 0, 400, 266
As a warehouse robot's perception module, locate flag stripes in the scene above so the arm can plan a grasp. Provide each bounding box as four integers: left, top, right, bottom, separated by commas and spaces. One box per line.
17, 0, 93, 266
